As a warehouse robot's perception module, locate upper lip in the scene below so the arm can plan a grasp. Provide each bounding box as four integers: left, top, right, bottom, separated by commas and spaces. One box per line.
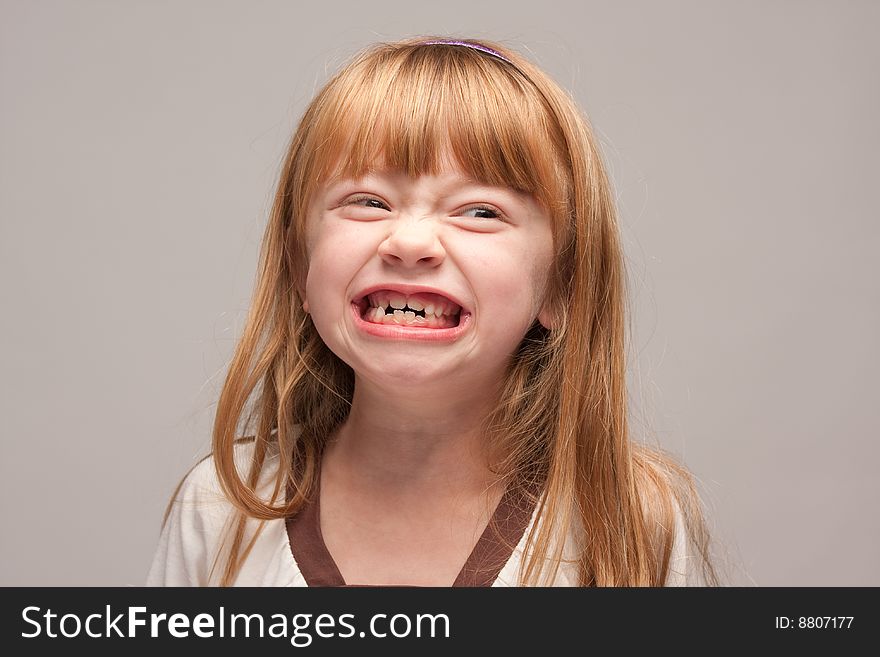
353, 283, 469, 312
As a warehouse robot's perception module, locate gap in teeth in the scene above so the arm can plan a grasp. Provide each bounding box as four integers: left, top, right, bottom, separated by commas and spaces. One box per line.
366, 292, 460, 318
363, 292, 461, 328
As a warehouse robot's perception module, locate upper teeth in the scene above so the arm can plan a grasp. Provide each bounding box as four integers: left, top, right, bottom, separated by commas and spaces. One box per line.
368, 292, 459, 317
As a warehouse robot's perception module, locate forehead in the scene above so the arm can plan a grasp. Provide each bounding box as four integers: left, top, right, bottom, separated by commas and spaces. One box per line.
322, 149, 494, 188
319, 141, 527, 191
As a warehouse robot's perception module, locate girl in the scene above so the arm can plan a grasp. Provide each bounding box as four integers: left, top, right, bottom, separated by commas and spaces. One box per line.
147, 36, 718, 587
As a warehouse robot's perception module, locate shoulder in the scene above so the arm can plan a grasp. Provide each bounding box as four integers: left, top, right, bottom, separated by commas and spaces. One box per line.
146, 440, 284, 586
174, 439, 280, 499
632, 444, 716, 586
169, 439, 279, 512
664, 497, 710, 586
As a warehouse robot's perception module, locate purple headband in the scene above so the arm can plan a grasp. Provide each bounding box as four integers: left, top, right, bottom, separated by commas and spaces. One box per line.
419, 39, 514, 66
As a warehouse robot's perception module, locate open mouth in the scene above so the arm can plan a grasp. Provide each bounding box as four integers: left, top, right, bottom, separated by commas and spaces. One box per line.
356, 290, 463, 329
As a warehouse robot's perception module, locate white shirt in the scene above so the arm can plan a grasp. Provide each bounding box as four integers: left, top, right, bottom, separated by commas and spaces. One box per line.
147, 441, 702, 586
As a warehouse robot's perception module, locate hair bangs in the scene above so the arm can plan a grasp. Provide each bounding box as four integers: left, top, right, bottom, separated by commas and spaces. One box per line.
307, 43, 568, 215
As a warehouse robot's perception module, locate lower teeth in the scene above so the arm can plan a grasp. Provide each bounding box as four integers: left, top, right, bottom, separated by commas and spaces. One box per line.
365, 307, 457, 328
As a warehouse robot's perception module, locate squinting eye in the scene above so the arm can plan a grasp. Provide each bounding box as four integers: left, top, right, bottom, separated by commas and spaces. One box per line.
461, 205, 503, 220
348, 195, 389, 210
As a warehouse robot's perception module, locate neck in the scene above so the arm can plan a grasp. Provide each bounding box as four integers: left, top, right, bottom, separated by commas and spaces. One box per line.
323, 375, 503, 497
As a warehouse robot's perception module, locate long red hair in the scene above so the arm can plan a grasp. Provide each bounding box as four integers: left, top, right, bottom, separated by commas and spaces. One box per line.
170, 36, 718, 586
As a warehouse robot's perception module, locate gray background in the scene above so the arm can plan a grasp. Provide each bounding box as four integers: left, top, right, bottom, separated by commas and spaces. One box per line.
2, 0, 877, 586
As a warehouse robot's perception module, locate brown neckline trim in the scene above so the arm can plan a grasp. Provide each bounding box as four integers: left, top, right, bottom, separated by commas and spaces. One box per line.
285, 470, 538, 587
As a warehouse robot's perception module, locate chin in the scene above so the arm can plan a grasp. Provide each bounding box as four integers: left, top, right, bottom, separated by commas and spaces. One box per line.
358, 362, 456, 390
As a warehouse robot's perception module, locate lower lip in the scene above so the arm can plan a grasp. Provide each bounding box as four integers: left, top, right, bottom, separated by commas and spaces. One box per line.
350, 302, 472, 342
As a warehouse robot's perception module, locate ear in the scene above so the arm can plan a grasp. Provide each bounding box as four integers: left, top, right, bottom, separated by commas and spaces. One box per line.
299, 286, 310, 314
537, 303, 553, 330
295, 280, 310, 314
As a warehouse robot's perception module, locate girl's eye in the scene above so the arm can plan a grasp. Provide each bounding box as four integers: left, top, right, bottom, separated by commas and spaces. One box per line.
343, 195, 504, 221
461, 205, 503, 220
347, 195, 389, 210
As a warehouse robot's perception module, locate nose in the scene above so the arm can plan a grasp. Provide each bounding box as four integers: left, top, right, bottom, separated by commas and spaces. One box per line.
377, 216, 446, 268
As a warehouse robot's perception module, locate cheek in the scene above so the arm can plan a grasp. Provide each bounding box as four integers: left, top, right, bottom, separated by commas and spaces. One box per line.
470, 244, 549, 332
304, 222, 373, 301
303, 243, 354, 362
304, 249, 338, 302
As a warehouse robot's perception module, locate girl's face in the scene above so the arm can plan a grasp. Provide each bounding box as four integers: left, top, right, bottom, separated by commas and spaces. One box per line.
302, 156, 554, 396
